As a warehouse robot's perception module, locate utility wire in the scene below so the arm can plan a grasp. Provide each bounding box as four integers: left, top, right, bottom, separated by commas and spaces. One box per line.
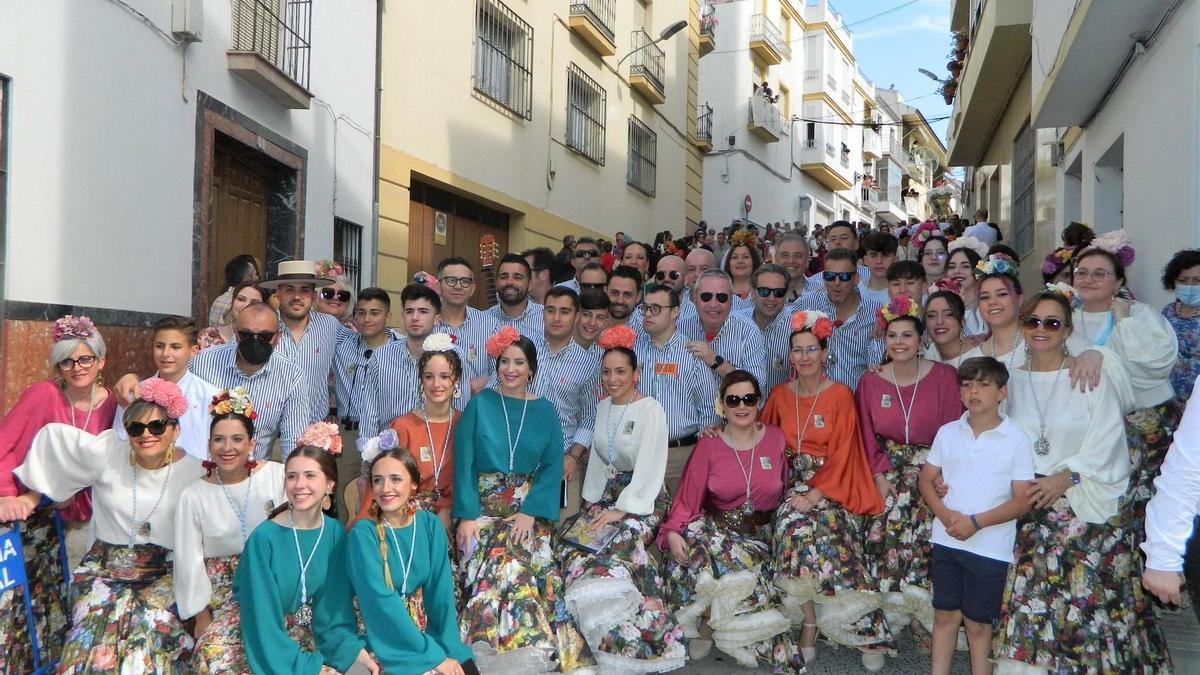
708, 0, 923, 55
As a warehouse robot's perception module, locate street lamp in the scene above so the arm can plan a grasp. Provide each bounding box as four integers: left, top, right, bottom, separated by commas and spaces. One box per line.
917, 68, 941, 82
617, 20, 690, 66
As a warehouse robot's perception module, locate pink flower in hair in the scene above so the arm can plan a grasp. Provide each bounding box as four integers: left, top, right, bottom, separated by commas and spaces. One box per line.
412, 271, 441, 295
315, 260, 345, 280
139, 378, 189, 419
486, 326, 521, 359
597, 325, 637, 351
52, 315, 96, 343
298, 421, 343, 456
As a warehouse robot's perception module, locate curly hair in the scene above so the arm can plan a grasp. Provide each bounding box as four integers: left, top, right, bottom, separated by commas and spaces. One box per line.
1162, 249, 1200, 290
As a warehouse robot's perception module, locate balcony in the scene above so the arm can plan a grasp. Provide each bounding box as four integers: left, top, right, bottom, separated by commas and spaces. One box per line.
799, 136, 853, 192
569, 0, 617, 56
862, 127, 881, 160
747, 94, 784, 142
227, 0, 312, 109
628, 31, 666, 104
699, 10, 716, 57
860, 186, 880, 211
694, 103, 713, 152
749, 14, 789, 65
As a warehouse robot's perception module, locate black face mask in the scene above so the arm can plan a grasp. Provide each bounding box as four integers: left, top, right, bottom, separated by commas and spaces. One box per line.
237, 338, 273, 365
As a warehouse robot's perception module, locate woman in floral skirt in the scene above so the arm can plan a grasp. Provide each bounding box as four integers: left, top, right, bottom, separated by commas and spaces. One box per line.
760, 311, 888, 671
659, 369, 804, 674
452, 327, 593, 673
555, 325, 684, 673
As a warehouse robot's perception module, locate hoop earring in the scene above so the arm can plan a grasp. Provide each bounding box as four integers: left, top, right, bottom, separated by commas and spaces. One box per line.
368, 500, 381, 518
321, 491, 333, 511
452, 384, 462, 399
405, 501, 417, 516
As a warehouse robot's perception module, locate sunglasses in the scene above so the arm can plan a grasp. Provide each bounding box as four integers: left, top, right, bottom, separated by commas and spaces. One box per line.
756, 287, 787, 298
125, 419, 177, 437
237, 330, 277, 343
320, 288, 352, 302
823, 271, 854, 282
574, 249, 600, 259
57, 355, 99, 370
723, 393, 762, 408
1021, 315, 1065, 332
439, 276, 475, 288
698, 292, 731, 304
655, 270, 682, 281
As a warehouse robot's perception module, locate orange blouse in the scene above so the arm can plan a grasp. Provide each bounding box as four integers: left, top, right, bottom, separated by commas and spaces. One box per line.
760, 381, 884, 516
390, 411, 456, 514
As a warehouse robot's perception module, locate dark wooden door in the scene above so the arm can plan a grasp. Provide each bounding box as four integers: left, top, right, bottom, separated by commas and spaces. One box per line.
209, 150, 268, 303
409, 181, 509, 309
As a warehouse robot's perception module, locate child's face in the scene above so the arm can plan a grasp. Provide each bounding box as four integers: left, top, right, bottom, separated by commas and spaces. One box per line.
960, 378, 1006, 414
888, 276, 924, 300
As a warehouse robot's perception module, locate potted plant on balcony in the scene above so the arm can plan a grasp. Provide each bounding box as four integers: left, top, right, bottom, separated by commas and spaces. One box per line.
953, 30, 968, 56
940, 79, 957, 105
948, 59, 963, 79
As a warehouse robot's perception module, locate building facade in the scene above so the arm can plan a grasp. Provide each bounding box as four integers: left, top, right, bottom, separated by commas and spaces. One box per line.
0, 0, 377, 406
376, 0, 706, 300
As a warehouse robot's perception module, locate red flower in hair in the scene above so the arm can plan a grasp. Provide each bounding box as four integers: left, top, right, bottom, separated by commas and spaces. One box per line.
486, 326, 521, 359
597, 325, 637, 351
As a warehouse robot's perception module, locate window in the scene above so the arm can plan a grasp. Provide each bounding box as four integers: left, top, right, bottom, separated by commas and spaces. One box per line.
474, 0, 533, 119
1011, 123, 1035, 256
778, 83, 790, 118
334, 218, 363, 291
627, 116, 657, 197
566, 64, 606, 165
805, 122, 815, 148
230, 0, 311, 88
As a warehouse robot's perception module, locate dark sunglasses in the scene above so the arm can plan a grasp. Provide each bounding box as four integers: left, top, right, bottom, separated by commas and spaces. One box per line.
1021, 315, 1065, 332
698, 292, 731, 304
237, 330, 277, 343
580, 282, 607, 291
756, 287, 787, 298
655, 270, 682, 281
125, 419, 177, 437
823, 271, 854, 282
574, 249, 600, 259
320, 288, 352, 302
723, 393, 762, 408
57, 355, 99, 370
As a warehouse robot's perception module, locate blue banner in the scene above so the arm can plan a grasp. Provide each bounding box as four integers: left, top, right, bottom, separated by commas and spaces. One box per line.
0, 526, 28, 592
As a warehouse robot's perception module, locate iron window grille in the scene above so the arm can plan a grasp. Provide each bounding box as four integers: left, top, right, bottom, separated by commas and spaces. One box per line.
334, 218, 363, 292
696, 104, 713, 143
627, 116, 657, 197
230, 0, 311, 89
566, 64, 606, 165
474, 0, 534, 119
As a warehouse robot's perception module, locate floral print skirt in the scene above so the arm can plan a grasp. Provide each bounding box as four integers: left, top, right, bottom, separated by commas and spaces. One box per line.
1125, 399, 1184, 538
285, 607, 343, 674
774, 452, 893, 650
556, 471, 685, 673
0, 510, 69, 674
993, 497, 1170, 674
863, 440, 934, 632
458, 472, 594, 673
57, 540, 194, 674
192, 555, 250, 674
663, 513, 805, 674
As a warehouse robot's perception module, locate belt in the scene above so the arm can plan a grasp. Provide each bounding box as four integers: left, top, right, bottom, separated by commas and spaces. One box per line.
668, 434, 698, 448
340, 418, 360, 431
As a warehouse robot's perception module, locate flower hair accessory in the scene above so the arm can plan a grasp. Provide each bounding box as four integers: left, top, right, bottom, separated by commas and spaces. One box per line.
976, 253, 1017, 277
790, 310, 834, 341
140, 378, 189, 419
730, 229, 758, 249
422, 333, 456, 353
928, 277, 963, 297
359, 429, 399, 466
298, 421, 343, 456
210, 387, 257, 420
486, 326, 521, 359
1041, 246, 1077, 277
411, 271, 441, 294
1044, 282, 1080, 307
876, 295, 922, 332
52, 315, 96, 343
948, 235, 988, 259
597, 325, 637, 351
315, 260, 344, 280
1086, 229, 1136, 267
912, 222, 939, 247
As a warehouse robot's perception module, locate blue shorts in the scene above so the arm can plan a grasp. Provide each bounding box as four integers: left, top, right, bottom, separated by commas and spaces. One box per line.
931, 543, 1010, 623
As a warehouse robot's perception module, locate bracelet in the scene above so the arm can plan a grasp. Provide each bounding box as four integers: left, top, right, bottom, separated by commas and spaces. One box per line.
969, 514, 981, 531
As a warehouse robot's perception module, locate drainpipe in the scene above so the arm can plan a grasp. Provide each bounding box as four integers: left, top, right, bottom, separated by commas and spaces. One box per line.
370, 0, 384, 286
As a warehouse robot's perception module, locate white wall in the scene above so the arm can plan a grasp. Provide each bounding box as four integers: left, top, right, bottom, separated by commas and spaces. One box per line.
0, 0, 376, 313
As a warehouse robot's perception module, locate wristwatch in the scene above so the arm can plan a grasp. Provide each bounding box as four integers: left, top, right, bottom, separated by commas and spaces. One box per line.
710, 354, 726, 370
1069, 471, 1081, 486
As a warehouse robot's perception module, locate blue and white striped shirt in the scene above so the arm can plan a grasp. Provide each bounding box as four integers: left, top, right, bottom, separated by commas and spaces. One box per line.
274, 311, 353, 422
735, 307, 794, 395
804, 265, 872, 293
189, 343, 310, 459
332, 331, 399, 422
520, 339, 600, 452
634, 330, 718, 440
556, 278, 581, 293
678, 312, 768, 392
791, 291, 882, 390
436, 307, 503, 381
359, 337, 472, 438
485, 301, 545, 342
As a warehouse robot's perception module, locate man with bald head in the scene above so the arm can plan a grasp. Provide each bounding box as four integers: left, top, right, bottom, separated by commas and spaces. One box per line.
684, 247, 717, 290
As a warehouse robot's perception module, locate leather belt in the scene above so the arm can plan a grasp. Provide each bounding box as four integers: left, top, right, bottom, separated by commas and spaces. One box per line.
668, 434, 698, 448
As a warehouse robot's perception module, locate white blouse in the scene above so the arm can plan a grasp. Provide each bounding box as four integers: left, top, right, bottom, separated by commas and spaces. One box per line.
173, 461, 286, 619
1073, 302, 1178, 410
1143, 382, 1200, 572
1007, 367, 1130, 523
113, 371, 222, 461
583, 397, 669, 516
15, 424, 204, 548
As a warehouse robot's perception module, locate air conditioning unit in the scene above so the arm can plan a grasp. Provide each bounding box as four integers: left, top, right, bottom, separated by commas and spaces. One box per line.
172, 0, 204, 42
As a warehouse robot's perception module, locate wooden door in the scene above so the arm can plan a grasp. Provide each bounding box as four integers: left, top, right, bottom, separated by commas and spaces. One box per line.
208, 151, 269, 303
408, 181, 509, 309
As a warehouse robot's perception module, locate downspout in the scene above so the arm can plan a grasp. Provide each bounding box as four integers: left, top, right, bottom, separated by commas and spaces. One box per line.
370, 0, 384, 286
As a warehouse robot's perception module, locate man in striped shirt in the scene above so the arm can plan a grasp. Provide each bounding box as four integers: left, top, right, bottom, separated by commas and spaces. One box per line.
774, 233, 811, 303
434, 256, 502, 395
606, 265, 642, 329
793, 248, 882, 390
737, 263, 794, 395
636, 283, 718, 493
803, 221, 871, 294
555, 237, 601, 293
650, 252, 697, 322
189, 302, 310, 459
485, 253, 545, 341
679, 269, 768, 391
574, 288, 611, 358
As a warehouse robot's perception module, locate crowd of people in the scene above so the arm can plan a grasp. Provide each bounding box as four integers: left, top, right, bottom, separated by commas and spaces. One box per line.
0, 215, 1199, 675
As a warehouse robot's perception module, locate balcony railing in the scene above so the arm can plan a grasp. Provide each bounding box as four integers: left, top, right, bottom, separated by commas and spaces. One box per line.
861, 186, 879, 206
629, 30, 666, 97
230, 0, 311, 89
749, 14, 790, 63
696, 103, 713, 143
700, 11, 716, 38
748, 94, 784, 142
570, 0, 616, 43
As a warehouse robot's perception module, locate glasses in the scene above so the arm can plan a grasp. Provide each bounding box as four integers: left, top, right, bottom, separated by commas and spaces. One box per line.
574, 249, 600, 259
580, 282, 607, 291
439, 276, 474, 288
320, 288, 352, 302
698, 292, 731, 304
1021, 315, 1065, 332
643, 303, 677, 316
791, 345, 822, 356
237, 330, 276, 343
823, 271, 854, 282
723, 393, 762, 408
57, 355, 99, 370
756, 287, 787, 298
655, 270, 682, 281
125, 419, 176, 437
1073, 268, 1117, 281
923, 250, 948, 260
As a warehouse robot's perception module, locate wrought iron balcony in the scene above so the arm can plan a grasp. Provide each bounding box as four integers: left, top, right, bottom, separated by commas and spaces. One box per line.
569, 0, 617, 56
628, 30, 666, 104
227, 0, 312, 109
749, 14, 789, 65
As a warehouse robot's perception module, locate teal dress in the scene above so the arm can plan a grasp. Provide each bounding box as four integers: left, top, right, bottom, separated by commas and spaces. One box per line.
346, 512, 473, 673
234, 516, 365, 675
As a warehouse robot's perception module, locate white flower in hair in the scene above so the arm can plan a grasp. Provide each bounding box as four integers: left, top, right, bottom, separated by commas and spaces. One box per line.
422, 332, 455, 353
948, 235, 988, 259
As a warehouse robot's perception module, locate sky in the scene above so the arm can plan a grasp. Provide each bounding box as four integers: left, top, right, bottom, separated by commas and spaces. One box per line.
829, 0, 954, 142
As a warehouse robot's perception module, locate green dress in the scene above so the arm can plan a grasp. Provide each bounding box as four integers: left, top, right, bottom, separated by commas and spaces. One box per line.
346, 512, 473, 673
234, 516, 365, 675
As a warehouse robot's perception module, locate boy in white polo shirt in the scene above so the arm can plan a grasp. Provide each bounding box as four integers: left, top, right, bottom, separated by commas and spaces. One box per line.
919, 356, 1035, 675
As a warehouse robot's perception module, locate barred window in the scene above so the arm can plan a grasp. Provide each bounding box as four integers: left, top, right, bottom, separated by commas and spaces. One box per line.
566, 64, 606, 165
474, 0, 533, 119
334, 218, 363, 291
627, 116, 656, 197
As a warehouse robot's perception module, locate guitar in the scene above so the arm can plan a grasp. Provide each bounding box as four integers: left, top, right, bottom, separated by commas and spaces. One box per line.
479, 234, 501, 309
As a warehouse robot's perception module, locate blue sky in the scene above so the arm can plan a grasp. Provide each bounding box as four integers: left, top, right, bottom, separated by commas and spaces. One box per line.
831, 0, 953, 141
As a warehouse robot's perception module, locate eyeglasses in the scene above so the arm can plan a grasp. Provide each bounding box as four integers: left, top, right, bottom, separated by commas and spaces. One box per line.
237, 330, 276, 343
320, 288, 352, 302
1073, 268, 1117, 281
643, 303, 677, 316
439, 276, 475, 288
922, 250, 948, 260
1021, 315, 1065, 332
698, 292, 730, 304
574, 249, 600, 259
723, 393, 762, 408
756, 287, 787, 298
655, 270, 682, 281
822, 271, 854, 282
57, 355, 99, 370
580, 282, 607, 291
125, 419, 176, 437
791, 345, 822, 356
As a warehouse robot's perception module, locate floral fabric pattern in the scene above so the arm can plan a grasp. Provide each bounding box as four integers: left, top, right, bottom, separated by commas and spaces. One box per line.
1163, 303, 1200, 401
1124, 399, 1184, 537
193, 555, 249, 674
0, 510, 69, 674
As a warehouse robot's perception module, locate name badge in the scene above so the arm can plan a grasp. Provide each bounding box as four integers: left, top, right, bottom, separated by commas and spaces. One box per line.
881, 394, 892, 408
419, 446, 432, 462
623, 421, 636, 435
759, 456, 772, 470
813, 414, 825, 429
468, 345, 478, 362
771, 357, 785, 371
654, 362, 679, 378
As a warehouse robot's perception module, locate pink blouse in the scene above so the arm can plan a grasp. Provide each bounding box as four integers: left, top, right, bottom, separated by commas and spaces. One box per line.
657, 425, 790, 549
855, 363, 963, 474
